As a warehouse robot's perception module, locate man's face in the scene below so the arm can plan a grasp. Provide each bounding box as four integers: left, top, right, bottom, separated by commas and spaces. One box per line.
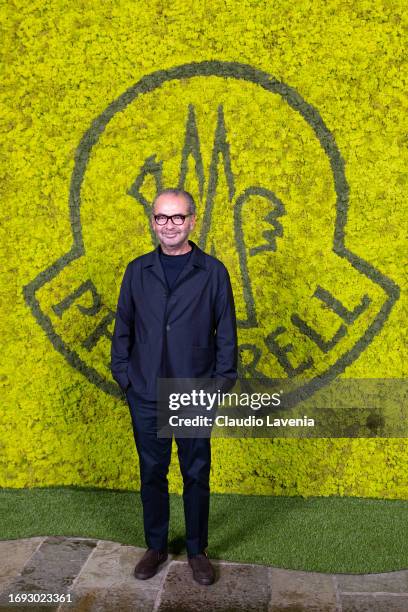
151, 193, 196, 249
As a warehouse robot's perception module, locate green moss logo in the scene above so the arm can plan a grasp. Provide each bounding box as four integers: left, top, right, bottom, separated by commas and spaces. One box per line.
24, 62, 399, 403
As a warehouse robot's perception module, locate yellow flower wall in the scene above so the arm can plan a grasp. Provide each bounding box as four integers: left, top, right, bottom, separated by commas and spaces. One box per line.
1, 0, 407, 497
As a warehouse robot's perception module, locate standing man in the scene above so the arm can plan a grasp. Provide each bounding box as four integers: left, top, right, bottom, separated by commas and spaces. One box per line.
110, 188, 238, 585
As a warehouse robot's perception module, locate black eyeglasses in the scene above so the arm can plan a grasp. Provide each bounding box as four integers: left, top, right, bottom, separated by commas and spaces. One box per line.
153, 214, 192, 226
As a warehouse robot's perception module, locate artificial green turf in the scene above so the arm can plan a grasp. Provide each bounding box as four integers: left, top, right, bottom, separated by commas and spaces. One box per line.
1, 487, 407, 573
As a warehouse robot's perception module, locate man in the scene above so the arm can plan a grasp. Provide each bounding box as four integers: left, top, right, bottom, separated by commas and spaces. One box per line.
110, 188, 238, 585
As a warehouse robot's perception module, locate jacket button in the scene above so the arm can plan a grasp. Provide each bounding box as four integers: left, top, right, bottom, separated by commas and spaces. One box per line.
166, 324, 171, 331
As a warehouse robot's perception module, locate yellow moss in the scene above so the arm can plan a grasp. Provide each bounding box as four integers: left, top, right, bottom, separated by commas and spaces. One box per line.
1, 0, 407, 497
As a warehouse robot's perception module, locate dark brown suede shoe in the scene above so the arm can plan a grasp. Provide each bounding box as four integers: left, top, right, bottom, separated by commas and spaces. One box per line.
134, 548, 168, 580
188, 551, 215, 585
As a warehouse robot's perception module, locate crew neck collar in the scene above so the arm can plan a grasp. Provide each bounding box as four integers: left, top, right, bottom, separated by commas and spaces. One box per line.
143, 240, 206, 271
159, 243, 194, 257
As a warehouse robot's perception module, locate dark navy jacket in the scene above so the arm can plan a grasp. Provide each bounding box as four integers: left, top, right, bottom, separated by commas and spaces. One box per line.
110, 240, 238, 400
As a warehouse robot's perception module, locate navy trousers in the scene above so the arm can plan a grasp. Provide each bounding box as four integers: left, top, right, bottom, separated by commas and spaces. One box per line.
125, 385, 211, 557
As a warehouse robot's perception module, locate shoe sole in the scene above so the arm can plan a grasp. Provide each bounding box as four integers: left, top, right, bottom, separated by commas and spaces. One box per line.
192, 576, 215, 585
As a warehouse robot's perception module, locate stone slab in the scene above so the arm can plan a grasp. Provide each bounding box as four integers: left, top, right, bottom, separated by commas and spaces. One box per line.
269, 568, 337, 611
336, 571, 408, 593
340, 593, 408, 611
72, 540, 170, 589
0, 536, 96, 609
59, 540, 170, 611
0, 537, 45, 592
59, 586, 158, 612
157, 560, 270, 612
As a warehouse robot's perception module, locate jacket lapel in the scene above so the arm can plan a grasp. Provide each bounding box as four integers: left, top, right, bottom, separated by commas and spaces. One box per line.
142, 245, 168, 289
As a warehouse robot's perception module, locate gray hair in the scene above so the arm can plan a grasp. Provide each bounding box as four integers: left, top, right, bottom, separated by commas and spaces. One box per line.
152, 188, 196, 215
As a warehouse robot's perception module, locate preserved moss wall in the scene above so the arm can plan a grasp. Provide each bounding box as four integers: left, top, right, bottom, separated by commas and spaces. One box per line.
1, 0, 407, 498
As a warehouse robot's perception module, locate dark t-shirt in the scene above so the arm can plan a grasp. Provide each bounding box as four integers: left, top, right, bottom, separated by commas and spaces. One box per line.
159, 243, 193, 290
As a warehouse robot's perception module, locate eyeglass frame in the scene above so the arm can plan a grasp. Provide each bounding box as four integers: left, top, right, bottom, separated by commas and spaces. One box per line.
152, 213, 193, 226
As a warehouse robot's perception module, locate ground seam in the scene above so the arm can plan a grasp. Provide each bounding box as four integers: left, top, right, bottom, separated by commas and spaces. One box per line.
152, 557, 175, 612
0, 536, 46, 599
55, 538, 100, 612
332, 575, 342, 612
268, 566, 274, 610
340, 591, 408, 597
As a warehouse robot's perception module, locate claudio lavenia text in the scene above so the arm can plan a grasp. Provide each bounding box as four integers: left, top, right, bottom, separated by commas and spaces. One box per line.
168, 415, 315, 427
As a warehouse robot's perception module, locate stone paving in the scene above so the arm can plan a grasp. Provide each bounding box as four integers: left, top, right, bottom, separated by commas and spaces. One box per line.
0, 537, 407, 611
